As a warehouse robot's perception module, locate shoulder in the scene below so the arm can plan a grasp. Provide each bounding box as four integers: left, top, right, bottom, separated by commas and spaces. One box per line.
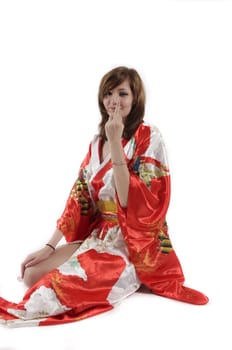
133, 122, 168, 163
88, 134, 101, 150
135, 122, 162, 137
81, 134, 100, 162
91, 134, 100, 144
134, 122, 164, 147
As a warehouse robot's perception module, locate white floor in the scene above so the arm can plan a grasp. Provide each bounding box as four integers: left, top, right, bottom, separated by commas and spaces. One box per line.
0, 267, 231, 350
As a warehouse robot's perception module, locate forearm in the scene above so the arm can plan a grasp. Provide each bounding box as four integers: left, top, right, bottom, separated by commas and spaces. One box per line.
109, 140, 130, 208
47, 229, 63, 248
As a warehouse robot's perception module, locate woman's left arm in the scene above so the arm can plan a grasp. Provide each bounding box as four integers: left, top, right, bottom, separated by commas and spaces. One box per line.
108, 139, 129, 208
105, 99, 130, 208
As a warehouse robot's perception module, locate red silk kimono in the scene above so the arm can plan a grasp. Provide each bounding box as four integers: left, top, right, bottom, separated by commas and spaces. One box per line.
0, 123, 208, 327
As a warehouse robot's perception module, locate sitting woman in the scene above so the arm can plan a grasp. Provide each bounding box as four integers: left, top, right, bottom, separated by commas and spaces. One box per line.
0, 66, 208, 327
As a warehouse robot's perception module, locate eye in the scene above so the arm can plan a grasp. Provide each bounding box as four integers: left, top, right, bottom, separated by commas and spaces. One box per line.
103, 91, 112, 97
119, 92, 128, 97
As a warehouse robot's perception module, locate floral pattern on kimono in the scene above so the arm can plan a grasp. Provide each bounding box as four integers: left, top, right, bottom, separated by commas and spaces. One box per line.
0, 123, 208, 327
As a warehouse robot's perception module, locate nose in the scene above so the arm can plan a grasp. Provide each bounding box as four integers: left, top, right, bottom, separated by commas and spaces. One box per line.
109, 94, 118, 106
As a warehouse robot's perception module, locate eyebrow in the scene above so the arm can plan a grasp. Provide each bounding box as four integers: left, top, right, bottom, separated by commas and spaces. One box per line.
107, 87, 130, 92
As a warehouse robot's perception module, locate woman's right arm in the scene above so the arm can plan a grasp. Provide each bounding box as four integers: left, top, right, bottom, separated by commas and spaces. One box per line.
20, 228, 63, 278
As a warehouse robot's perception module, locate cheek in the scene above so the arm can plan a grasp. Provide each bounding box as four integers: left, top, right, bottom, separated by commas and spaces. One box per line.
125, 99, 133, 111
121, 98, 131, 108
102, 99, 108, 109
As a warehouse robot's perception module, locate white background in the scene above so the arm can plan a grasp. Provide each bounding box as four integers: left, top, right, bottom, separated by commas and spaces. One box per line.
0, 0, 232, 349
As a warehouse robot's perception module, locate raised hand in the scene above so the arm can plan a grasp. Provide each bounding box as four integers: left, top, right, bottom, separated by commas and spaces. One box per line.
105, 98, 124, 143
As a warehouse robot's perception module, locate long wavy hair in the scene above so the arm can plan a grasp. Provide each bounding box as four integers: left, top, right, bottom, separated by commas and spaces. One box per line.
98, 66, 146, 141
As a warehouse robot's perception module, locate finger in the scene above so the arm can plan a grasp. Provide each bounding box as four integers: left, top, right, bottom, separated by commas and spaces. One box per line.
25, 258, 39, 268
21, 261, 31, 278
21, 264, 25, 278
113, 99, 121, 119
21, 256, 33, 268
21, 260, 28, 275
21, 254, 37, 277
21, 256, 36, 272
114, 98, 120, 113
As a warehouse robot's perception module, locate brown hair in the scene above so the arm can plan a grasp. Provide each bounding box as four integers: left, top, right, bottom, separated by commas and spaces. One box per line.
98, 66, 145, 141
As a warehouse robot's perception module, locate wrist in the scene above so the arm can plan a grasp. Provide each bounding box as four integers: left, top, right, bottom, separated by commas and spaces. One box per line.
112, 160, 127, 166
108, 139, 122, 147
45, 243, 55, 251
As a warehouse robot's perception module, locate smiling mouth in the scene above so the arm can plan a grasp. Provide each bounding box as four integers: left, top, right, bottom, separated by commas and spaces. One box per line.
109, 107, 121, 112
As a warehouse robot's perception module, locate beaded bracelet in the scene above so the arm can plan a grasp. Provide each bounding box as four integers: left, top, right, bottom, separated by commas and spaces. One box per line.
112, 161, 127, 166
45, 243, 55, 251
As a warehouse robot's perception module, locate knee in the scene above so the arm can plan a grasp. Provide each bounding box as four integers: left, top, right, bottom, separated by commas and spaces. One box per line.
23, 267, 40, 288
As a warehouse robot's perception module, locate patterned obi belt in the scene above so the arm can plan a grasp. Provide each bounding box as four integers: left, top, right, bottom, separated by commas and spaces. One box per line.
96, 200, 119, 224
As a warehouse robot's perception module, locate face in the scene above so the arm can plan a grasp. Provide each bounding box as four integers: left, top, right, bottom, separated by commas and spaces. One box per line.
102, 80, 134, 121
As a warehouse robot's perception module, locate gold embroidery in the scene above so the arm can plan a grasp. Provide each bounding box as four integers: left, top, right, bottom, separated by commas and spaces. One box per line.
129, 248, 157, 274
51, 272, 64, 300
139, 163, 169, 187
96, 200, 118, 223
70, 178, 91, 216
96, 200, 117, 213
158, 231, 173, 254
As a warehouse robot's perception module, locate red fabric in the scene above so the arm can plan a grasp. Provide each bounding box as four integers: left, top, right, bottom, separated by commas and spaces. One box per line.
0, 123, 208, 328
56, 141, 95, 242
0, 249, 126, 326
116, 128, 208, 305
58, 124, 209, 305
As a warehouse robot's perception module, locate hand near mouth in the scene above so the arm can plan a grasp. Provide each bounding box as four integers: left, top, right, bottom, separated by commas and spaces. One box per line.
105, 99, 124, 143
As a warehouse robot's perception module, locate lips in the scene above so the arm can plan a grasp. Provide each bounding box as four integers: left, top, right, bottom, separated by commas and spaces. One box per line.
108, 106, 121, 112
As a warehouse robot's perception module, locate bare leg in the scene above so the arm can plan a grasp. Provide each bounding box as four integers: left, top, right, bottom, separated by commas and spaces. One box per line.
23, 243, 80, 288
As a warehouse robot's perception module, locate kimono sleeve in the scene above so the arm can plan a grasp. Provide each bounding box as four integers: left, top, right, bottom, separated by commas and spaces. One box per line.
117, 125, 208, 305
118, 125, 171, 230
56, 143, 94, 243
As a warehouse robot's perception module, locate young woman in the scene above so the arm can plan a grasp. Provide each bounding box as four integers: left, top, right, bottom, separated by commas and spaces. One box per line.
0, 66, 208, 327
